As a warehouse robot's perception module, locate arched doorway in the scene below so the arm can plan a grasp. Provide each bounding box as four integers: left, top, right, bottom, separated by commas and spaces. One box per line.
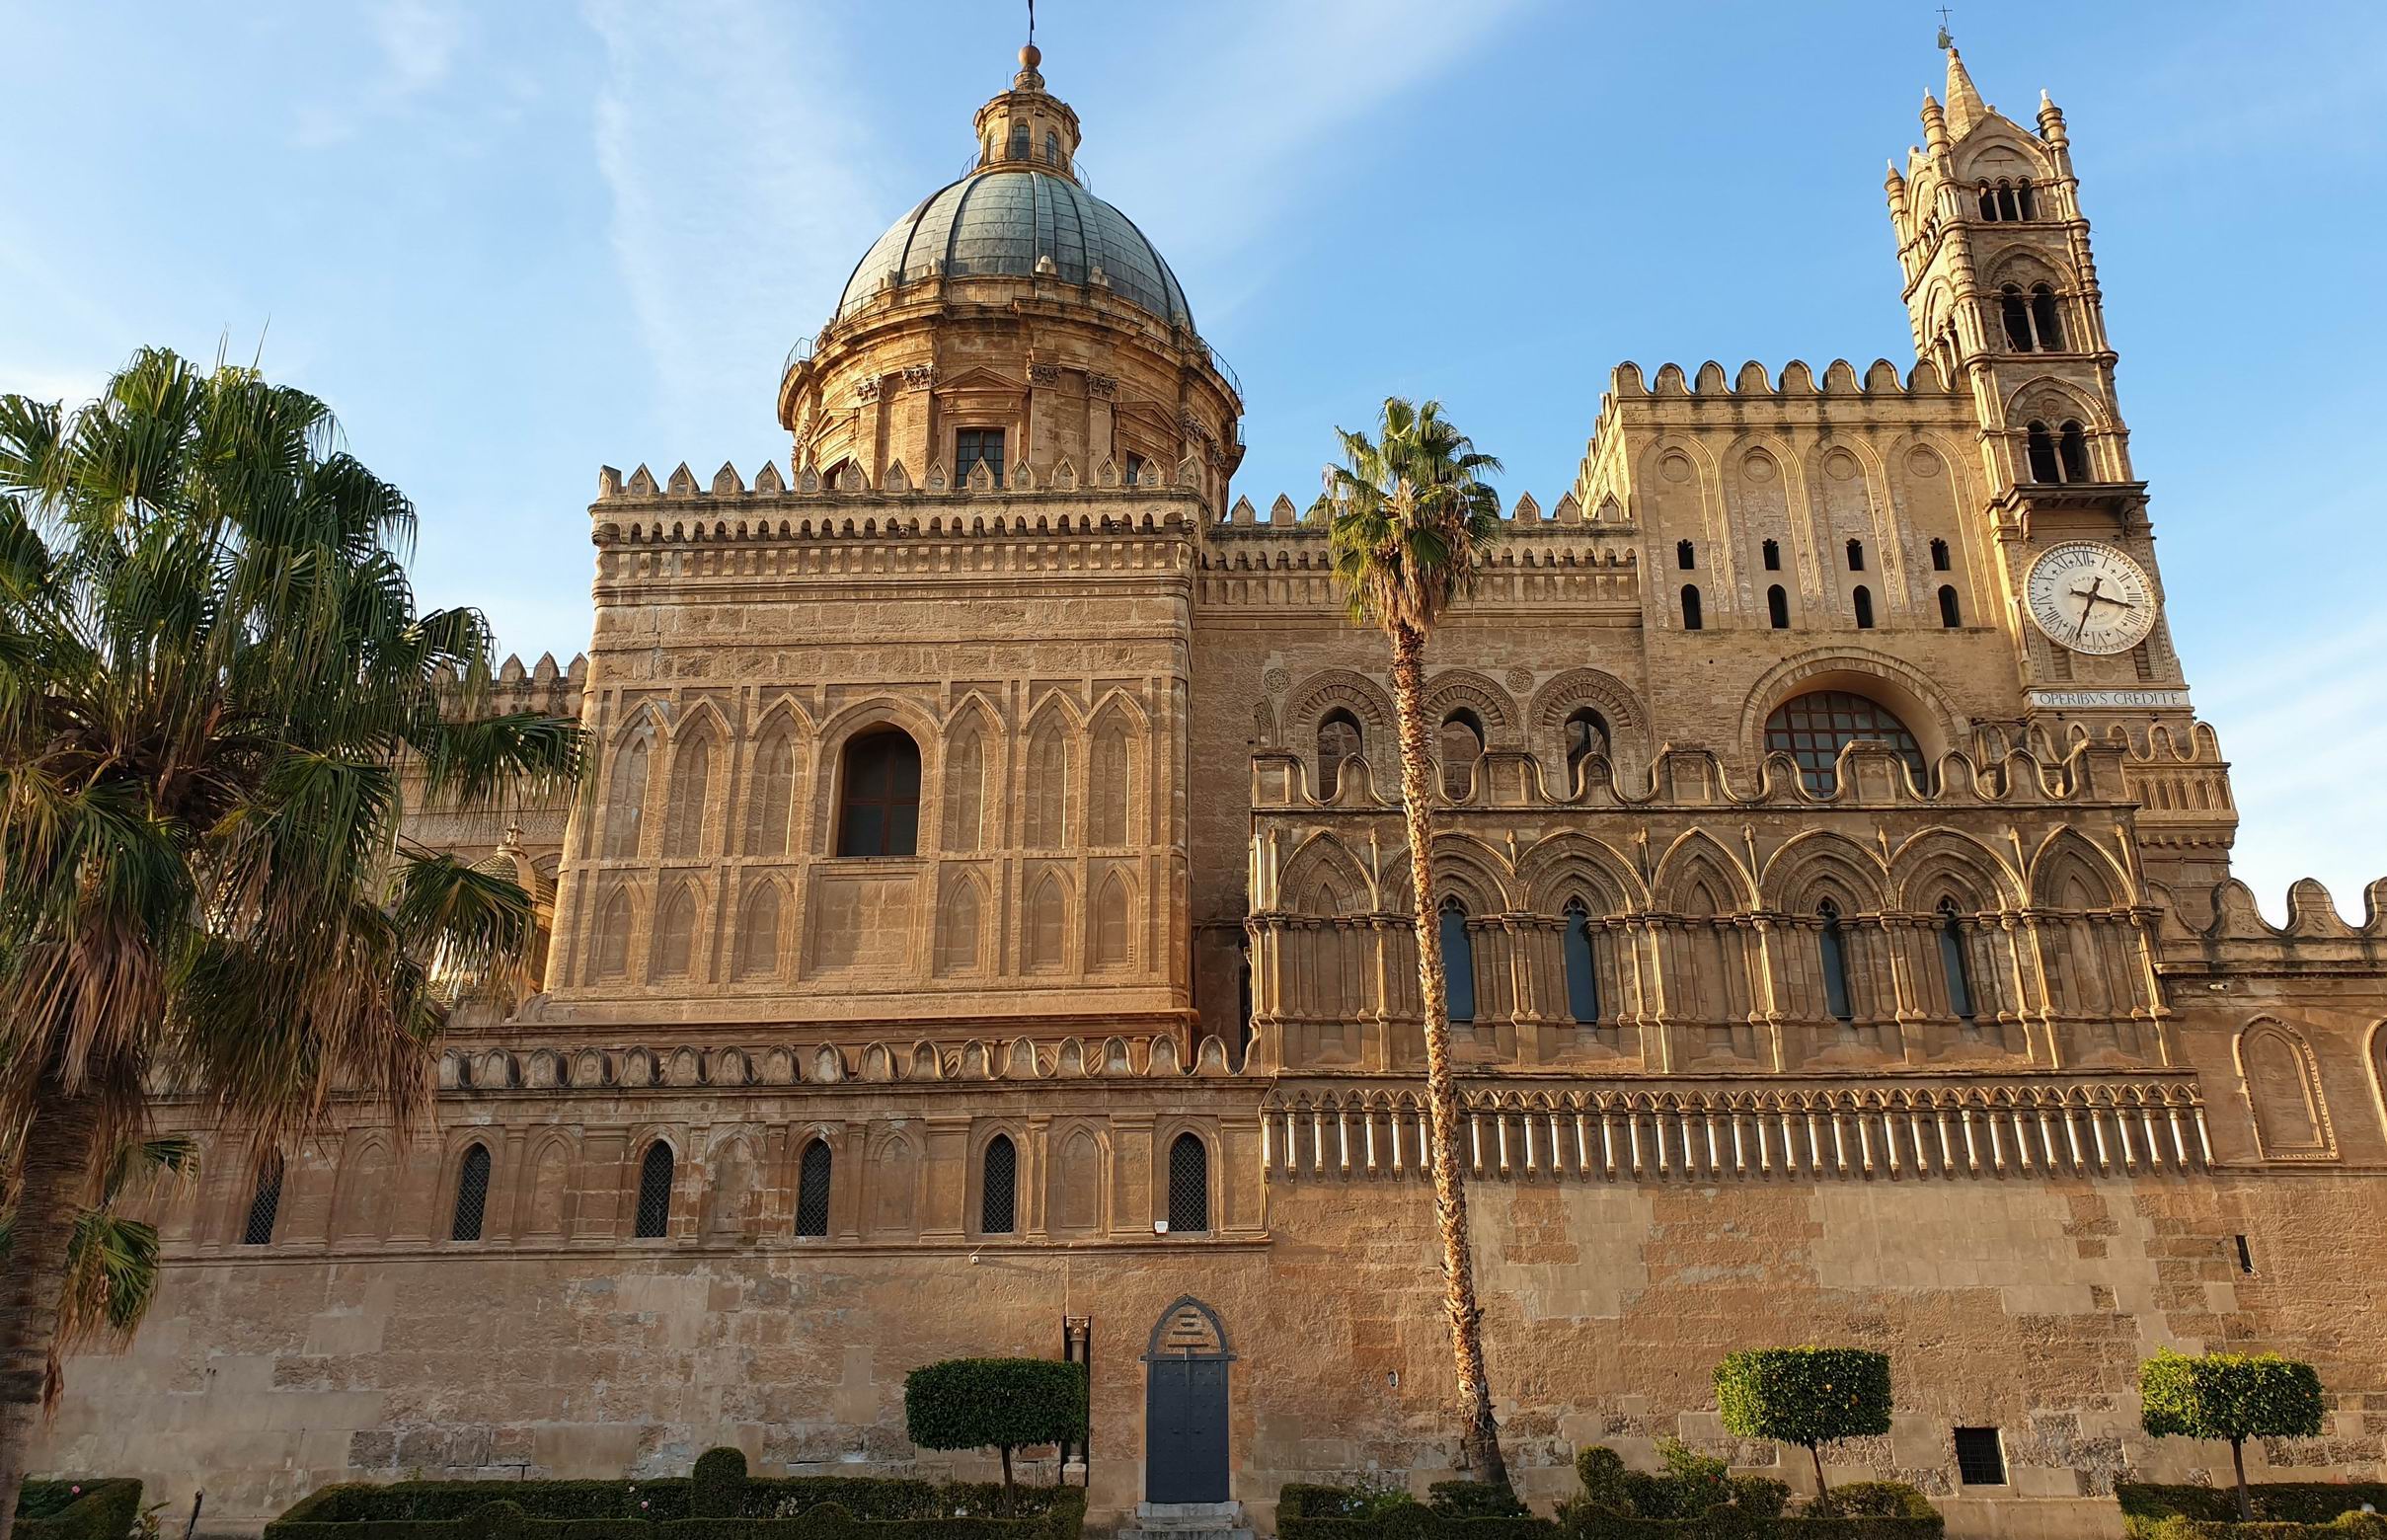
1143, 1296, 1232, 1503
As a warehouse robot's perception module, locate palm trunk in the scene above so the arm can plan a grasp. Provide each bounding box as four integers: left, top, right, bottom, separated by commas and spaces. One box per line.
1389, 623, 1508, 1494
0, 1089, 102, 1540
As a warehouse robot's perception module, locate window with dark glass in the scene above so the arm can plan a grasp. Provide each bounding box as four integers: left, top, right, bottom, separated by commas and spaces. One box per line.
1817, 900, 1854, 1023
1439, 897, 1477, 1023
980, 1134, 1018, 1235
1955, 1427, 2007, 1486
1767, 584, 1790, 629
1680, 584, 1703, 631
1318, 709, 1361, 798
2025, 422, 2059, 483
241, 1156, 284, 1246
1563, 708, 1608, 790
1007, 121, 1029, 161
634, 1141, 674, 1239
796, 1139, 833, 1237
1044, 131, 1060, 166
835, 730, 921, 857
1938, 585, 1962, 629
1167, 1132, 1209, 1234
1125, 452, 1147, 486
1853, 584, 1876, 630
1562, 899, 1600, 1025
955, 427, 1005, 488
2057, 420, 2090, 482
450, 1143, 492, 1243
1762, 538, 1781, 572
1937, 897, 1976, 1021
1763, 690, 1927, 794
1676, 539, 1695, 571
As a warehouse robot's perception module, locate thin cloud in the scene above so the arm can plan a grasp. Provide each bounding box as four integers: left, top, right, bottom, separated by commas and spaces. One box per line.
295, 0, 471, 147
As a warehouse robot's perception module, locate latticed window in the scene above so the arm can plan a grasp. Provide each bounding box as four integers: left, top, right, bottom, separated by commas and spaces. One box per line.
1562, 899, 1600, 1025
1817, 900, 1855, 1023
836, 730, 921, 857
1954, 1427, 2007, 1486
980, 1134, 1018, 1235
450, 1143, 492, 1243
1938, 898, 1977, 1021
1438, 897, 1476, 1024
956, 427, 1005, 488
1167, 1132, 1209, 1234
241, 1156, 284, 1246
634, 1141, 674, 1239
795, 1139, 833, 1237
1763, 690, 1926, 795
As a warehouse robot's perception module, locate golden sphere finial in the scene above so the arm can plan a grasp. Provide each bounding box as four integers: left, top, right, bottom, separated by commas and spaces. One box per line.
1019, 42, 1041, 71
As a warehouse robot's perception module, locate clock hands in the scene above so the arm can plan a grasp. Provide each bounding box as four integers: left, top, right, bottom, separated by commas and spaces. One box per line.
2072, 576, 2103, 644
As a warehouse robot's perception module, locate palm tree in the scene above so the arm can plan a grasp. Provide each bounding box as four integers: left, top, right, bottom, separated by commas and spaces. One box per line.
0, 349, 584, 1540
1316, 397, 1508, 1491
0, 1135, 197, 1416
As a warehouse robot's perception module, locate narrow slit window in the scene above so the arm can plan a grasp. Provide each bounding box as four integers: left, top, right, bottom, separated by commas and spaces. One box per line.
1676, 538, 1695, 571
1680, 583, 1703, 631
980, 1134, 1018, 1236
1938, 584, 1962, 628
450, 1143, 492, 1243
1767, 584, 1790, 629
1439, 897, 1477, 1024
1846, 538, 1865, 572
1930, 538, 1951, 572
1761, 538, 1781, 572
2234, 1234, 2256, 1274
1817, 900, 1854, 1022
634, 1142, 674, 1239
1562, 899, 1600, 1025
241, 1156, 284, 1247
1937, 898, 1976, 1021
795, 1139, 833, 1237
1167, 1132, 1209, 1234
1853, 585, 1876, 629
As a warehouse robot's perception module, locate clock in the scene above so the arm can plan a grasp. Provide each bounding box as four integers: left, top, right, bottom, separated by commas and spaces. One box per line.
2024, 541, 2157, 655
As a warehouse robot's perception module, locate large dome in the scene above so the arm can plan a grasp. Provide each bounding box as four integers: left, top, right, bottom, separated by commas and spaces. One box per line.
836, 168, 1193, 330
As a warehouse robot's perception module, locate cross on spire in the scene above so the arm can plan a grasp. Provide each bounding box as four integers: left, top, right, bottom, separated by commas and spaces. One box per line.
1027, 0, 1036, 47
1935, 6, 1956, 50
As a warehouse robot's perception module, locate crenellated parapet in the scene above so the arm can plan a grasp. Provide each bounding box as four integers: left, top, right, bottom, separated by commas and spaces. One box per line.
2156, 875, 2387, 971
434, 1030, 1248, 1094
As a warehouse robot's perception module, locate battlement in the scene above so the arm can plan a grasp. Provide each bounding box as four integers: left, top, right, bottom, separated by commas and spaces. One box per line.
1607, 357, 1959, 403
1210, 488, 1630, 539
2159, 875, 2387, 956
593, 450, 1212, 509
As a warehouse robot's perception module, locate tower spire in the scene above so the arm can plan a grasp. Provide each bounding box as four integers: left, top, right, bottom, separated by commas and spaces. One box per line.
1943, 47, 1990, 138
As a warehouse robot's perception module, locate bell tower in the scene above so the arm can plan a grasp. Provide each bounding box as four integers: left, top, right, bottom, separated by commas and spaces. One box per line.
1886, 45, 2193, 731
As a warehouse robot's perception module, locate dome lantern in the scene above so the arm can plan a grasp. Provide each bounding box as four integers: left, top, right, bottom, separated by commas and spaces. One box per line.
972, 41, 1082, 185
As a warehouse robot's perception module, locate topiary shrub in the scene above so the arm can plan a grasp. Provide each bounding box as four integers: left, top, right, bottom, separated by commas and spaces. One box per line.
691, 1450, 747, 1519
2140, 1350, 2327, 1522
1715, 1347, 1893, 1499
1429, 1483, 1528, 1519
2118, 1481, 2387, 1540
15, 1481, 145, 1540
902, 1358, 1088, 1513
1572, 1449, 1630, 1517
1808, 1482, 1935, 1520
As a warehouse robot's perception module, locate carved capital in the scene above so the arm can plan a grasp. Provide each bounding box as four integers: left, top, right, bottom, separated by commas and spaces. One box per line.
902, 364, 937, 391
1029, 362, 1062, 386
854, 377, 881, 403
1088, 373, 1118, 400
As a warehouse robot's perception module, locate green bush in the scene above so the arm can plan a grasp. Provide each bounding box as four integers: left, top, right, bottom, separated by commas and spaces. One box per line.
902, 1358, 1088, 1506
1806, 1486, 1933, 1521
692, 1451, 747, 1520
2144, 1517, 2387, 1540
1276, 1486, 1553, 1539
1715, 1348, 1893, 1497
1552, 1450, 1929, 1540
2140, 1351, 2328, 1521
16, 1481, 145, 1540
2118, 1483, 2387, 1540
1432, 1483, 1529, 1519
1574, 1450, 1631, 1517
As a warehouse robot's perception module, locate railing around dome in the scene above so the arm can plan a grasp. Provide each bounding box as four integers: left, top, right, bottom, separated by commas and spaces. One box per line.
782, 332, 820, 381
1202, 342, 1243, 404
962, 145, 1091, 191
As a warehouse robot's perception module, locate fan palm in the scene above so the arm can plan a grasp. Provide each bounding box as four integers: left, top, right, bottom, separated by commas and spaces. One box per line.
0, 348, 584, 1540
1315, 397, 1509, 1490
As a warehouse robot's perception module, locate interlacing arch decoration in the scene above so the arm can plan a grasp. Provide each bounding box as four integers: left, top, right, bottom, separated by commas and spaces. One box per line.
1287, 668, 1395, 798
1514, 830, 1647, 917
1420, 669, 1520, 747
1738, 648, 1960, 780
1263, 1076, 2213, 1183
1761, 830, 1892, 916
1528, 667, 1647, 791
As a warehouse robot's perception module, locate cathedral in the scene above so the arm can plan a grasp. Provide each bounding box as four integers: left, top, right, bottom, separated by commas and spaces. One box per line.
39, 41, 2387, 1540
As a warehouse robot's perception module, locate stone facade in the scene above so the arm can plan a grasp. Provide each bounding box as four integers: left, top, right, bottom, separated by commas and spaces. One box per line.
34, 44, 2387, 1540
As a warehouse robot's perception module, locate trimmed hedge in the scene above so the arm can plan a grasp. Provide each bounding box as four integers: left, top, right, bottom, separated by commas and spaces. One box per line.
2140, 1518, 2387, 1540
2119, 1484, 2387, 1540
16, 1481, 144, 1540
1553, 1446, 1937, 1540
1276, 1485, 1553, 1539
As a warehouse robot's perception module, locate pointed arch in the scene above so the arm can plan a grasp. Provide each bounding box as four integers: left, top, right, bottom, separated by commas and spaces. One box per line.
2236, 1020, 2336, 1161
1086, 698, 1140, 847
590, 885, 635, 981
743, 713, 803, 856
632, 1138, 676, 1238
868, 1129, 919, 1236
732, 879, 784, 982
1279, 831, 1374, 917
603, 732, 653, 857
1089, 867, 1135, 969
937, 868, 988, 974
1048, 1124, 1106, 1235
794, 1137, 834, 1236
1762, 830, 1891, 914
942, 708, 990, 853
1024, 868, 1071, 971
523, 1135, 572, 1238
1516, 831, 1647, 915
1023, 707, 1076, 850
1651, 828, 1759, 913
449, 1142, 493, 1242
2027, 829, 2130, 909
1889, 829, 2024, 912
337, 1136, 395, 1240
661, 711, 724, 859
650, 879, 701, 980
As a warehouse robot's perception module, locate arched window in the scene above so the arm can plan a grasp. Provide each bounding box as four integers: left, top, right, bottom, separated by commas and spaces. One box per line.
1438, 710, 1484, 799
1439, 897, 1477, 1024
2001, 285, 2034, 351
1317, 709, 1362, 799
2025, 421, 2060, 483
604, 736, 650, 857
1680, 584, 1703, 631
1007, 121, 1029, 161
1817, 900, 1854, 1023
1675, 539, 1695, 571
450, 1143, 492, 1243
2030, 284, 2064, 350
795, 1139, 833, 1237
1930, 538, 1951, 572
1166, 1132, 1209, 1234
1761, 538, 1781, 572
835, 730, 921, 857
2017, 180, 2039, 219
980, 1134, 1018, 1235
1845, 538, 1865, 572
1562, 898, 1600, 1025
240, 1155, 284, 1246
634, 1141, 674, 1239
1767, 584, 1790, 629
1563, 708, 1609, 790
1763, 690, 1927, 794
1938, 584, 1963, 629
1853, 585, 1876, 630
1937, 897, 1977, 1021
1043, 131, 1060, 166
2057, 420, 2090, 482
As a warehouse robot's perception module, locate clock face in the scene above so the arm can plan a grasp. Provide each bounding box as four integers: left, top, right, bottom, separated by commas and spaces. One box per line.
2025, 541, 2157, 655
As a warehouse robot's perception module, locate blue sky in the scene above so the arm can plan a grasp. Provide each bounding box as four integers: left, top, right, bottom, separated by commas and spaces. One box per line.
5, 1, 2385, 913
